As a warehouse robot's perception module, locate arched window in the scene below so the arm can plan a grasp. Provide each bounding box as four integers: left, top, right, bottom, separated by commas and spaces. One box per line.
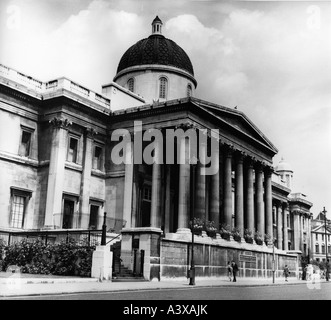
159, 77, 168, 99
127, 78, 134, 92
187, 84, 192, 97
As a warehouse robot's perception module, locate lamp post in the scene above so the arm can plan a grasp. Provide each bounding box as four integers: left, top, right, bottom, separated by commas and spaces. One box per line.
272, 238, 276, 284
101, 212, 107, 246
189, 157, 197, 286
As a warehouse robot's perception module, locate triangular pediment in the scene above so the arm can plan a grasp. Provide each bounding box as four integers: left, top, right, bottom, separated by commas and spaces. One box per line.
190, 98, 278, 154
313, 224, 331, 234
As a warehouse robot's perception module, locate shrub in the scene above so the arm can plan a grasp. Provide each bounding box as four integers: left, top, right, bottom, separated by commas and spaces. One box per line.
1, 238, 95, 277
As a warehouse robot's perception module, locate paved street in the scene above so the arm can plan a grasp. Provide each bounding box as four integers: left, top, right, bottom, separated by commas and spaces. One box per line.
3, 282, 331, 300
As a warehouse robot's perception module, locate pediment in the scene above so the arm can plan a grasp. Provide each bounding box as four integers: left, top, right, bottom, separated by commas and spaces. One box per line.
190, 98, 278, 154
313, 224, 331, 234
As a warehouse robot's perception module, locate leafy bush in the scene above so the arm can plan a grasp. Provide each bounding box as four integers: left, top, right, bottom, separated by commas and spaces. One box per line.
1, 238, 95, 277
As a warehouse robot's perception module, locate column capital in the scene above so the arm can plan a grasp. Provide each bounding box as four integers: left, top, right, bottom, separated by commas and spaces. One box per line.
234, 150, 245, 163
273, 199, 282, 208
244, 155, 255, 168
254, 160, 264, 172
85, 127, 98, 139
282, 202, 289, 210
223, 143, 235, 157
49, 117, 72, 130
175, 122, 195, 131
264, 165, 274, 176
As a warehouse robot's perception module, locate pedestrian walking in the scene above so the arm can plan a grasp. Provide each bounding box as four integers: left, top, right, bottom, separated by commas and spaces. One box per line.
302, 265, 307, 281
231, 260, 239, 282
283, 265, 290, 282
326, 259, 330, 282
227, 261, 232, 281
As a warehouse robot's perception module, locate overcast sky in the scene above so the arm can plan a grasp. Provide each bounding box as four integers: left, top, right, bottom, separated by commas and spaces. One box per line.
0, 0, 330, 218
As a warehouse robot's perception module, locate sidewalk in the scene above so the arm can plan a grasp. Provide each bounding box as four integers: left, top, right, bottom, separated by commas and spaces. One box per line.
0, 272, 311, 298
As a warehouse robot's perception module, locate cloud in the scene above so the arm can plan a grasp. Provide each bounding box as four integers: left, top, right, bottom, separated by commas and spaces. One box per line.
0, 0, 145, 90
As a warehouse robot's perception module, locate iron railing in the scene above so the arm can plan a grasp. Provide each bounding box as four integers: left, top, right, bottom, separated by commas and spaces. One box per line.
0, 228, 120, 247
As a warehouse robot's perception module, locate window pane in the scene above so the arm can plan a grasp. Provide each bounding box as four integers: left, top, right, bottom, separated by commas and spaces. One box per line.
93, 146, 103, 170
187, 85, 192, 97
11, 195, 25, 228
159, 77, 167, 99
68, 137, 78, 163
63, 199, 74, 229
127, 78, 134, 92
19, 131, 32, 157
89, 205, 99, 229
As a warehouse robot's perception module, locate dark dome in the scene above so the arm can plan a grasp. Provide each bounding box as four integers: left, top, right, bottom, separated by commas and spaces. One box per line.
116, 34, 194, 76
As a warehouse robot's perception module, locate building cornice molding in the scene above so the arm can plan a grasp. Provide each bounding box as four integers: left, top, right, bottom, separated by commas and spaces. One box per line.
113, 64, 198, 88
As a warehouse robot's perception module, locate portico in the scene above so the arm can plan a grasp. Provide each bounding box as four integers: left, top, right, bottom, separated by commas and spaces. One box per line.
116, 97, 279, 243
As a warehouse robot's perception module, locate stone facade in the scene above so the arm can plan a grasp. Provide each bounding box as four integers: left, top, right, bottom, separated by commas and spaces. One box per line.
311, 211, 331, 262
0, 17, 313, 280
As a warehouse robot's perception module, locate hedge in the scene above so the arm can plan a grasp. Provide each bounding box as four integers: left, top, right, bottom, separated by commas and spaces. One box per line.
0, 238, 95, 277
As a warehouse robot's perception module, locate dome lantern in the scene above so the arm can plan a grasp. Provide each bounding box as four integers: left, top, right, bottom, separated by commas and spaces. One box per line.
152, 16, 163, 35
275, 157, 294, 189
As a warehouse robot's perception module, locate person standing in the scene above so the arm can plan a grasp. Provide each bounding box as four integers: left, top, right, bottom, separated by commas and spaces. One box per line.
302, 265, 307, 281
283, 265, 290, 282
227, 261, 232, 281
231, 260, 239, 282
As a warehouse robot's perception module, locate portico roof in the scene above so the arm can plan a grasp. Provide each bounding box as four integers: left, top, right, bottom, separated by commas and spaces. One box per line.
111, 96, 278, 161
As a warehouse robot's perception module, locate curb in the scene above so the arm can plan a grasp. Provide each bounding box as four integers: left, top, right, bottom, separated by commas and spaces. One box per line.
0, 280, 312, 298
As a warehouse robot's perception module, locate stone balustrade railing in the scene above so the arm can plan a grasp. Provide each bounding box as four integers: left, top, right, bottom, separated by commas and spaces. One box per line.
0, 63, 110, 109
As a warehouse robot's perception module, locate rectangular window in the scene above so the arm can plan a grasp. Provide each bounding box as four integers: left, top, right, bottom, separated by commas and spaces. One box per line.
322, 245, 326, 254
89, 205, 99, 230
92, 145, 103, 170
10, 188, 32, 229
322, 234, 324, 241
316, 233, 318, 241
315, 244, 319, 254
62, 199, 75, 229
11, 195, 25, 228
159, 77, 167, 99
19, 129, 33, 157
67, 137, 78, 163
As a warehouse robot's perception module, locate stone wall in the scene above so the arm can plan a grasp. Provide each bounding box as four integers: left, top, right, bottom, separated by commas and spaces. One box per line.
159, 237, 299, 281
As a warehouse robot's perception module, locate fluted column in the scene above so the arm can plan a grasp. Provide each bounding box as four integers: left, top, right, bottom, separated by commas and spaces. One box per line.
123, 135, 134, 228
283, 204, 289, 251
235, 152, 244, 234
255, 163, 265, 236
293, 211, 300, 250
44, 117, 72, 228
195, 140, 206, 220
164, 165, 171, 233
150, 137, 162, 228
277, 202, 283, 249
209, 137, 220, 230
245, 158, 254, 232
223, 146, 233, 228
178, 137, 190, 230
264, 167, 273, 238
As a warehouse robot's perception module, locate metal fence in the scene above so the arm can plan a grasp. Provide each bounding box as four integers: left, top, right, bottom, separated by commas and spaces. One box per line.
0, 229, 104, 246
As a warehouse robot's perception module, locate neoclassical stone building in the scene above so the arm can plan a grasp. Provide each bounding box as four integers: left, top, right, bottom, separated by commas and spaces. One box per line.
310, 210, 331, 262
0, 17, 312, 280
